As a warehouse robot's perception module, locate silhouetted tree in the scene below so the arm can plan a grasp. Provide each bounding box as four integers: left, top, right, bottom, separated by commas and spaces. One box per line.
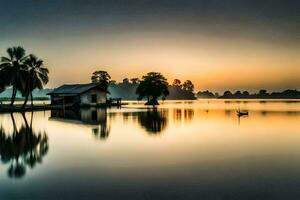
218, 89, 300, 99
197, 90, 215, 98
0, 73, 5, 94
234, 91, 242, 95
130, 78, 139, 84
172, 79, 181, 88
122, 78, 130, 84
136, 72, 169, 105
257, 89, 267, 96
242, 91, 249, 96
0, 47, 28, 106
182, 80, 194, 92
234, 91, 242, 98
242, 91, 250, 97
222, 90, 233, 98
91, 70, 111, 92
22, 54, 49, 108
109, 80, 117, 85
259, 89, 267, 95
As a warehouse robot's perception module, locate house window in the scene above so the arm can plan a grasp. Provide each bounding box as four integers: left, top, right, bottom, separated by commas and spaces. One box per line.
91, 94, 97, 103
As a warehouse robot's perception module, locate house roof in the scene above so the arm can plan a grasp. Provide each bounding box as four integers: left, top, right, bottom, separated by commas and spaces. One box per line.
47, 83, 106, 95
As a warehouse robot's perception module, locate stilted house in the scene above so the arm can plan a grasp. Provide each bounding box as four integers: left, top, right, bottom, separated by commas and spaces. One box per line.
47, 83, 107, 107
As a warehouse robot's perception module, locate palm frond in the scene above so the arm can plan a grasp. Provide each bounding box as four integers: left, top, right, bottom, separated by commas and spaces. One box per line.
6, 48, 14, 60
14, 46, 26, 60
1, 56, 11, 63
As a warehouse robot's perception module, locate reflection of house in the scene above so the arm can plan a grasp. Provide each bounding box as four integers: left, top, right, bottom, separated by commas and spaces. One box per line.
50, 108, 107, 125
50, 108, 110, 140
47, 83, 107, 107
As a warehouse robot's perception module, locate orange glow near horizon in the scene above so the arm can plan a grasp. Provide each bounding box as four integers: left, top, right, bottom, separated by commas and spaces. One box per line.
1, 32, 299, 92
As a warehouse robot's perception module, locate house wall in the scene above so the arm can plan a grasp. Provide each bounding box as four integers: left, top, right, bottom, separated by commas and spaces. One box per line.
50, 95, 79, 106
50, 95, 64, 105
80, 88, 106, 105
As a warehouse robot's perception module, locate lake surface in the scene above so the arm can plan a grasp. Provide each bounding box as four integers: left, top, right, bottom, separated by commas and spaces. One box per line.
1, 100, 300, 200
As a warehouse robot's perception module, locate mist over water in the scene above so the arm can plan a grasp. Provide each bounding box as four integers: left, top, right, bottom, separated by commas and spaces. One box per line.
0, 100, 300, 199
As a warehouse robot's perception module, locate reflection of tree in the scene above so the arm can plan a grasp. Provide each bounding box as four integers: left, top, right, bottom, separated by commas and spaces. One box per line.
91, 109, 111, 140
137, 109, 168, 134
92, 119, 110, 140
173, 108, 194, 123
0, 112, 48, 179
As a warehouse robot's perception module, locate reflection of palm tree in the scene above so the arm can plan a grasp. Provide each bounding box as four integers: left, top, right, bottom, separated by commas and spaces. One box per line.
137, 109, 168, 134
0, 112, 49, 179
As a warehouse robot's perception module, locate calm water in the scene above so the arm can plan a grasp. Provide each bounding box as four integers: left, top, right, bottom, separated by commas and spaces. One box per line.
1, 100, 300, 200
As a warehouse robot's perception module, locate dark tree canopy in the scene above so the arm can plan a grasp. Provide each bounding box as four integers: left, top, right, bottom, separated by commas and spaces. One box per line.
197, 90, 215, 98
109, 80, 117, 85
182, 80, 194, 92
91, 70, 111, 91
122, 78, 130, 84
0, 46, 49, 107
0, 75, 5, 93
222, 91, 233, 98
234, 91, 241, 95
136, 72, 169, 105
130, 78, 140, 84
172, 79, 181, 87
259, 89, 268, 95
0, 46, 28, 105
22, 54, 49, 108
242, 91, 250, 96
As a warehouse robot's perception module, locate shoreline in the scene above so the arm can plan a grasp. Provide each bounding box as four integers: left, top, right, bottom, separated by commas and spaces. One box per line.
0, 103, 127, 113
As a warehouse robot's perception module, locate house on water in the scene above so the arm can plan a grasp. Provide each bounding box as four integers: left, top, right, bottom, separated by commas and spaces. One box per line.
47, 83, 108, 107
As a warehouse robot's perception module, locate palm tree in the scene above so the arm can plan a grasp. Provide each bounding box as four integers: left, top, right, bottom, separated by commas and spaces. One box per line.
22, 54, 49, 108
0, 47, 28, 106
0, 73, 6, 94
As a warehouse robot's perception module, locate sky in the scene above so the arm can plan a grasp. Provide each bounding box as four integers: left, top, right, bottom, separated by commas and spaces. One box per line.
0, 0, 299, 92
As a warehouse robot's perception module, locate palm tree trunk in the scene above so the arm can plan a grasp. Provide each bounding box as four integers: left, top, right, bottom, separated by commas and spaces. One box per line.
22, 79, 31, 109
10, 86, 17, 106
30, 92, 33, 108
22, 91, 30, 109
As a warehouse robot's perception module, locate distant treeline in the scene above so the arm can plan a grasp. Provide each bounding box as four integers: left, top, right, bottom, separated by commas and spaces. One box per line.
0, 78, 196, 101
108, 78, 196, 100
0, 88, 52, 101
197, 89, 300, 99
